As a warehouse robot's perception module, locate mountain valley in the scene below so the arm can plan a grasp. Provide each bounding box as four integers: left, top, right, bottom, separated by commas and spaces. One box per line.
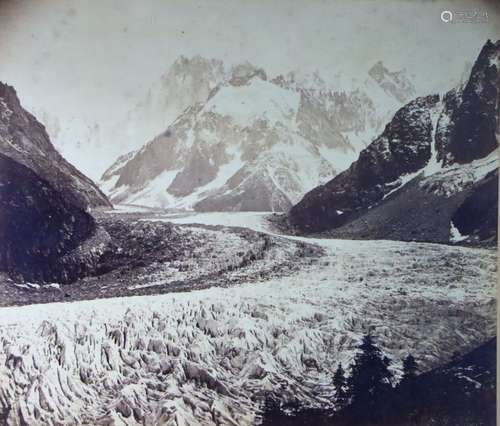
0, 29, 497, 426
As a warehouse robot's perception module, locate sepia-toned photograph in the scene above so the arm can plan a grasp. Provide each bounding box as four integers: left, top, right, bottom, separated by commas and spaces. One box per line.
0, 0, 498, 424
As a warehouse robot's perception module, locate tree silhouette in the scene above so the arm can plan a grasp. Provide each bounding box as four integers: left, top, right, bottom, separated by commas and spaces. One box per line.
332, 363, 348, 410
397, 353, 420, 421
346, 334, 393, 423
260, 393, 282, 425
401, 354, 418, 384
259, 337, 496, 426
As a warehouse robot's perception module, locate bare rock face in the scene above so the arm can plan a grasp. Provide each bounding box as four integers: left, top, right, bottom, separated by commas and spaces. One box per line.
368, 61, 416, 103
446, 40, 499, 164
452, 169, 498, 244
168, 143, 221, 197
357, 95, 438, 184
288, 40, 499, 243
0, 154, 96, 283
0, 82, 114, 283
229, 61, 267, 86
435, 88, 461, 164
289, 95, 439, 232
0, 82, 111, 210
194, 166, 293, 212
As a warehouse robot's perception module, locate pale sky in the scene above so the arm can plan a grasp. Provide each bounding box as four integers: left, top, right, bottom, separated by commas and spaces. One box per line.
0, 0, 498, 127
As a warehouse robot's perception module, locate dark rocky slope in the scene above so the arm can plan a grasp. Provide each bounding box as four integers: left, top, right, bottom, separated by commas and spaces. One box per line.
447, 40, 499, 164
319, 175, 467, 243
289, 95, 439, 231
0, 154, 96, 283
0, 82, 112, 284
320, 162, 497, 245
288, 40, 499, 244
0, 82, 111, 210
452, 169, 498, 244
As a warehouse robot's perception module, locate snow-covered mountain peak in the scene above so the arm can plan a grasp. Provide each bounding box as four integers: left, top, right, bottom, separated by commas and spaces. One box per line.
99, 55, 420, 211
100, 72, 358, 211
203, 76, 301, 129
160, 55, 228, 90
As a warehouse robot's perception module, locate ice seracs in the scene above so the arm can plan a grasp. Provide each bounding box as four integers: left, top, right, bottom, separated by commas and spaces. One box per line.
0, 211, 495, 426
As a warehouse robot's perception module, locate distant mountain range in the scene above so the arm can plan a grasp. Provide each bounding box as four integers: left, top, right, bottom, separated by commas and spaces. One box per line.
288, 40, 499, 245
30, 56, 228, 179
100, 57, 416, 211
34, 56, 418, 181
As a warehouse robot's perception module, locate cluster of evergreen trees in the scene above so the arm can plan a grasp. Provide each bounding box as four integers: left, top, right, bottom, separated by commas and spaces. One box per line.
261, 334, 496, 426
329, 334, 418, 424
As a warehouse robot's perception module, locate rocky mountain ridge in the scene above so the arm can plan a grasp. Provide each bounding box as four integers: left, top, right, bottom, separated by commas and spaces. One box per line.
0, 82, 111, 210
288, 40, 499, 245
0, 82, 112, 283
0, 154, 96, 283
368, 60, 416, 103
100, 58, 416, 211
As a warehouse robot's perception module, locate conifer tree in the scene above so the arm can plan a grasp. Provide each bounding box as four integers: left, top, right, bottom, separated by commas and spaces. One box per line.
346, 334, 393, 422
396, 353, 420, 420
401, 354, 418, 384
332, 363, 348, 409
260, 393, 282, 425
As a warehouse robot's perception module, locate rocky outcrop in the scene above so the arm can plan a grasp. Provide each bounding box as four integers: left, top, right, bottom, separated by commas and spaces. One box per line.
0, 82, 111, 210
0, 154, 96, 283
289, 95, 439, 232
368, 61, 416, 103
0, 82, 114, 283
452, 169, 498, 244
288, 40, 499, 244
316, 153, 497, 244
229, 61, 267, 86
167, 143, 221, 197
446, 40, 499, 164
194, 164, 293, 212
